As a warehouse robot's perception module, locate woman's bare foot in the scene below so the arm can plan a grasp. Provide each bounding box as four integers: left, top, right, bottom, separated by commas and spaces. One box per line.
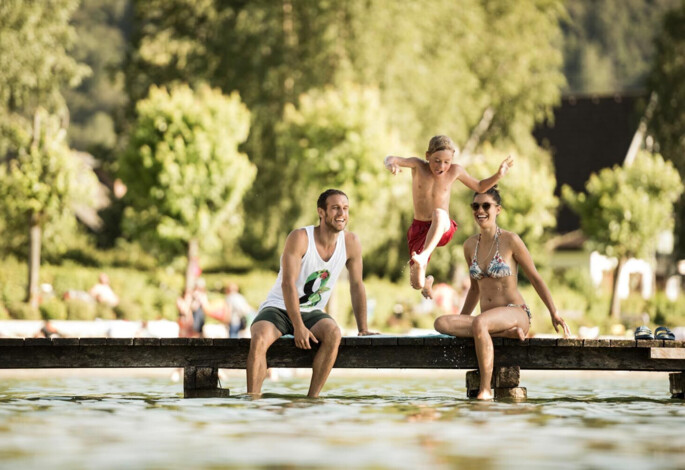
476, 389, 494, 400
515, 327, 526, 341
501, 326, 527, 341
421, 275, 434, 299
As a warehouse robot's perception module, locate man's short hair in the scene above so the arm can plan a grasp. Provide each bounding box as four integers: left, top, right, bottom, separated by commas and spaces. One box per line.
317, 189, 348, 211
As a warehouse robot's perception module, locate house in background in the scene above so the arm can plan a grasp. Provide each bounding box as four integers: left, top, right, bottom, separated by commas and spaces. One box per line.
533, 92, 679, 301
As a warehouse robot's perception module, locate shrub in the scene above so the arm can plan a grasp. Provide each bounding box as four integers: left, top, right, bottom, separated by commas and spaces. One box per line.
114, 299, 143, 321
647, 292, 685, 327
39, 299, 68, 320
95, 303, 117, 320
0, 303, 10, 320
6, 302, 41, 320
65, 299, 96, 321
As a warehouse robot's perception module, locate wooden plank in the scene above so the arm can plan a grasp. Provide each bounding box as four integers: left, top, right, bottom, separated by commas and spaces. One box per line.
557, 339, 584, 347
0, 339, 683, 371
528, 338, 557, 347
669, 372, 684, 396
24, 338, 52, 346
636, 339, 663, 348
107, 338, 133, 346
0, 338, 24, 346
133, 338, 160, 346
80, 338, 107, 346
583, 339, 611, 347
348, 336, 373, 346
52, 338, 79, 346
188, 338, 213, 346
502, 338, 529, 346
370, 336, 398, 346
651, 348, 685, 359
609, 339, 636, 348
424, 335, 456, 346
397, 337, 425, 346
161, 338, 189, 346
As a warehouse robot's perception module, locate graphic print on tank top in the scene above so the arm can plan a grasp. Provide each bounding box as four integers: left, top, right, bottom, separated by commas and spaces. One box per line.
298, 269, 331, 308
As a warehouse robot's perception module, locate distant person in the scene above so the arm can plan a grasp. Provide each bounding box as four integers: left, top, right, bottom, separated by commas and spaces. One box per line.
223, 282, 254, 338
384, 135, 513, 299
432, 282, 459, 315
34, 320, 60, 339
434, 187, 571, 400
247, 189, 377, 398
89, 273, 119, 307
176, 289, 195, 338
176, 278, 214, 338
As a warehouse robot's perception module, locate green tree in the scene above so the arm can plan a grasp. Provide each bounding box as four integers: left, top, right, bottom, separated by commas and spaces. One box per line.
119, 83, 255, 291
125, 0, 567, 269
64, 0, 131, 156
0, 109, 100, 307
272, 84, 411, 276
648, 2, 685, 256
0, 0, 91, 307
561, 0, 679, 93
563, 151, 683, 319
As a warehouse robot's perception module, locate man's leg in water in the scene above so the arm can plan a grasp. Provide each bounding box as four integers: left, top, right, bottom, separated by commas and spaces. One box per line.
410, 208, 451, 298
246, 320, 283, 396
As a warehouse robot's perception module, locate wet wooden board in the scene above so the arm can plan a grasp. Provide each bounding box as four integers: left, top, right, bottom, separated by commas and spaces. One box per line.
0, 336, 683, 372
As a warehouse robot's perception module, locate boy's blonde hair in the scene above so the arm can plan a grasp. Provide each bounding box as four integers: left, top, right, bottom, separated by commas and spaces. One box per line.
426, 135, 457, 155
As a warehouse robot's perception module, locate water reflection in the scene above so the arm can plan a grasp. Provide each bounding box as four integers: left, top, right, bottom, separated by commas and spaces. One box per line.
0, 372, 683, 469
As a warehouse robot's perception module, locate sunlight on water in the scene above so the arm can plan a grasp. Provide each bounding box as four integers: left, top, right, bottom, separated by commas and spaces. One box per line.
0, 371, 683, 469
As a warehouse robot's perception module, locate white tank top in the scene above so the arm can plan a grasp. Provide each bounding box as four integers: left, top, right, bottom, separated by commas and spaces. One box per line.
260, 226, 347, 312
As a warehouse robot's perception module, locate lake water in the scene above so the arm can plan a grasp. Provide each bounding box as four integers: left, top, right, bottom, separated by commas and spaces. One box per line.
0, 370, 683, 469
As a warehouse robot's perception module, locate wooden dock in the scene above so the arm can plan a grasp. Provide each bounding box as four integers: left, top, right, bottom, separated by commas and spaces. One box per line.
1, 335, 683, 399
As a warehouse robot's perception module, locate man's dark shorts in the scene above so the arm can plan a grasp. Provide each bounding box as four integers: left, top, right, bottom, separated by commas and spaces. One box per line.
253, 307, 333, 335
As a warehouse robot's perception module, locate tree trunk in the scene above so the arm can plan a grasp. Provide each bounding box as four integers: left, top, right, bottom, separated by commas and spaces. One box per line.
609, 257, 627, 320
26, 213, 42, 308
185, 238, 200, 294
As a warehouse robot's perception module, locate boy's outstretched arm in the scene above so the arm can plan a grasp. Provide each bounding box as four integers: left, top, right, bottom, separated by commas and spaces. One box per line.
456, 155, 514, 192
384, 155, 424, 175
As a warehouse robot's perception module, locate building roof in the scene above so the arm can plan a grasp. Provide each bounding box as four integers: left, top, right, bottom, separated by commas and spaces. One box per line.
533, 92, 647, 234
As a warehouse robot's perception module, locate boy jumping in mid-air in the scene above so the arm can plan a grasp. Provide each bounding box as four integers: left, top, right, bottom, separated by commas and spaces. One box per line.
384, 135, 513, 299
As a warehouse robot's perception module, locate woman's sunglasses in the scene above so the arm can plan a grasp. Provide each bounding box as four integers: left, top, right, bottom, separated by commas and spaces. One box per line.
471, 202, 499, 211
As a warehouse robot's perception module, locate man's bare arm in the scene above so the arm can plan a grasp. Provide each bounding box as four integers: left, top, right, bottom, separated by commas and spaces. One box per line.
345, 232, 377, 335
281, 229, 319, 348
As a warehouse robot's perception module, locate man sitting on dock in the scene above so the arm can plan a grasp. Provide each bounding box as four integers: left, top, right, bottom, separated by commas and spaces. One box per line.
246, 189, 376, 398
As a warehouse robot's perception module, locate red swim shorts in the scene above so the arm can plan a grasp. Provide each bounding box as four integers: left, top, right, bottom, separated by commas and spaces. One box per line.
407, 218, 458, 263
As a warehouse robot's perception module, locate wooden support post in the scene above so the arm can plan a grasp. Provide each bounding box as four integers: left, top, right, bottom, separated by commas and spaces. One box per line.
183, 366, 231, 398
465, 366, 526, 400
669, 372, 684, 399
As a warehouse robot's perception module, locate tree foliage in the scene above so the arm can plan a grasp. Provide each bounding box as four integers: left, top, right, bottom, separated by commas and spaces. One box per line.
561, 0, 679, 93
64, 0, 131, 156
648, 2, 685, 257
0, 0, 89, 118
648, 2, 685, 176
563, 152, 683, 260
271, 84, 412, 276
119, 83, 255, 259
0, 109, 100, 247
125, 0, 566, 268
563, 151, 682, 318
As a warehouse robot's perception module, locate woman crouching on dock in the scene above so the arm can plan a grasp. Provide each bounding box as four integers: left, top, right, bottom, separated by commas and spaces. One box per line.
434, 186, 571, 400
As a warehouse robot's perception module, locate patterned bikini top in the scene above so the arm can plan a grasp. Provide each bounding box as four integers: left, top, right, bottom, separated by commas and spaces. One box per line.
469, 227, 512, 280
